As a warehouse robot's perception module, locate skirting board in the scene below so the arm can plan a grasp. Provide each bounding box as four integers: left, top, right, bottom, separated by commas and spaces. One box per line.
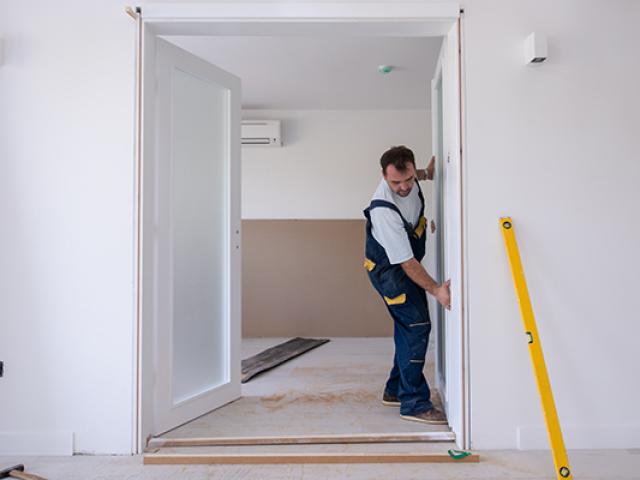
148, 431, 455, 448
144, 452, 480, 465
0, 431, 73, 455
517, 425, 640, 449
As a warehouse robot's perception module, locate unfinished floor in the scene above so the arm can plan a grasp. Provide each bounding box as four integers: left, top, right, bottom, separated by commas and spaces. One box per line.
4, 342, 639, 478
3, 450, 639, 479
157, 337, 448, 440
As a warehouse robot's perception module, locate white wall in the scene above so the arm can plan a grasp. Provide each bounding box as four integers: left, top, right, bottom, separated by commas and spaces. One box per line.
463, 0, 640, 449
241, 109, 432, 219
1, 0, 639, 455
0, 1, 135, 454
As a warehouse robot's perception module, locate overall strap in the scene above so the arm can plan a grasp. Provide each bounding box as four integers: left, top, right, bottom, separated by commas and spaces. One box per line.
415, 180, 425, 219
364, 199, 414, 231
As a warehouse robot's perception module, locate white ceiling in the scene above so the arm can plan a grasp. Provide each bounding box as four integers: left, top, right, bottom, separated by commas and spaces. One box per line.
165, 36, 443, 110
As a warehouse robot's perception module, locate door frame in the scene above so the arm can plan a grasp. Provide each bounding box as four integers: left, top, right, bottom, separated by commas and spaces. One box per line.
131, 2, 470, 453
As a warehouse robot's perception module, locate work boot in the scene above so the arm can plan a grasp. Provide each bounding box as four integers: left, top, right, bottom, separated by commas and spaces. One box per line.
381, 391, 400, 407
400, 407, 448, 425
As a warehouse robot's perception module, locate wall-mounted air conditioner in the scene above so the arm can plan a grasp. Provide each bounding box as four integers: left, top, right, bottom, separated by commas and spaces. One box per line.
241, 120, 282, 146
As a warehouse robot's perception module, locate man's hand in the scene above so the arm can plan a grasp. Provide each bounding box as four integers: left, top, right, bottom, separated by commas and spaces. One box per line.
426, 155, 435, 180
400, 259, 452, 310
434, 279, 451, 310
416, 156, 436, 181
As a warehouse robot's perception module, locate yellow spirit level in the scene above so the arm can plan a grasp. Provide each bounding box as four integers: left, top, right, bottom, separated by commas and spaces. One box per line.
500, 217, 572, 480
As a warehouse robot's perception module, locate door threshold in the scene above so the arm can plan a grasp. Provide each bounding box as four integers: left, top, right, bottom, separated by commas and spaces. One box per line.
144, 451, 478, 465
147, 431, 454, 450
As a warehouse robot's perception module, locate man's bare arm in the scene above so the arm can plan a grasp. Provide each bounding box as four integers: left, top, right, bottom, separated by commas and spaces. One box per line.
416, 156, 436, 181
401, 258, 451, 310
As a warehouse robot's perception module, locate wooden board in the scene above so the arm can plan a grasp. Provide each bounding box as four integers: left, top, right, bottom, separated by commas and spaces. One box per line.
144, 452, 480, 464
241, 337, 329, 383
148, 431, 455, 448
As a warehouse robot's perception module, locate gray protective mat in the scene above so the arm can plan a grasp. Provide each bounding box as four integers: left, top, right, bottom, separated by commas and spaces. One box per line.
241, 337, 330, 383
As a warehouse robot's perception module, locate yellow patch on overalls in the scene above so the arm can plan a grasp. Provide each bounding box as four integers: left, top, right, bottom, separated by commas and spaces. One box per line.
414, 216, 427, 238
384, 293, 407, 305
363, 258, 376, 272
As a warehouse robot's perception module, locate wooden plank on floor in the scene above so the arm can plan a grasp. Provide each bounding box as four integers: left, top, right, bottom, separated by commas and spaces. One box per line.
241, 337, 330, 383
144, 452, 480, 465
149, 431, 455, 448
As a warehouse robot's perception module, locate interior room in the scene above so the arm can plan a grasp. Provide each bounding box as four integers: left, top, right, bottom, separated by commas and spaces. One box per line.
151, 33, 451, 445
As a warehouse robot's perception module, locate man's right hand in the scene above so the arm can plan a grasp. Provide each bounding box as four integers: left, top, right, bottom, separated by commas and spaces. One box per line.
435, 279, 451, 310
400, 259, 452, 310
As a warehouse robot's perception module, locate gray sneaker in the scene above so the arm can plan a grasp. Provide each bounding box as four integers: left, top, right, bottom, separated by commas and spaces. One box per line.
400, 407, 448, 425
382, 392, 400, 407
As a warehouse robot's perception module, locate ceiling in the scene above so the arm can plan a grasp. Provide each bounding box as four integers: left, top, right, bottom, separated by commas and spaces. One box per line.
165, 35, 443, 110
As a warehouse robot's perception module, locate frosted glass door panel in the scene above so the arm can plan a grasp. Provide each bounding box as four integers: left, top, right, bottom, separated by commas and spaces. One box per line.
152, 37, 241, 436
171, 68, 229, 404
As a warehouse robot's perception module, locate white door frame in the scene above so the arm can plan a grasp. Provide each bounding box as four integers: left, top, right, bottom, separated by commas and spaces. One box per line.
131, 2, 469, 453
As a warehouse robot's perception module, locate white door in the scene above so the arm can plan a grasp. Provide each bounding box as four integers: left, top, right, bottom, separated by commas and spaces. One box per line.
427, 22, 465, 447
148, 38, 242, 435
439, 21, 465, 447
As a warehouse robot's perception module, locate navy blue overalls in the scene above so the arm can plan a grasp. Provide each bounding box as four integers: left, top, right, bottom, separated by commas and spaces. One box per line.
363, 183, 433, 416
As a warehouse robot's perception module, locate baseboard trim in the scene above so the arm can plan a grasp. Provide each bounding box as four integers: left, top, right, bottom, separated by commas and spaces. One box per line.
0, 431, 74, 455
517, 425, 640, 449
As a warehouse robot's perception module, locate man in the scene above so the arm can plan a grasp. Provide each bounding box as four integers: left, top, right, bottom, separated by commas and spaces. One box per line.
363, 145, 451, 424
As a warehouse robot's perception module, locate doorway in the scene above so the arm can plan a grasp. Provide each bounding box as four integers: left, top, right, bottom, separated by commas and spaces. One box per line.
133, 3, 468, 454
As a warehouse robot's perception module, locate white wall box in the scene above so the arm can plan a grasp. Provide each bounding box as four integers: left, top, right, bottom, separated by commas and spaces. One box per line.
241, 120, 282, 146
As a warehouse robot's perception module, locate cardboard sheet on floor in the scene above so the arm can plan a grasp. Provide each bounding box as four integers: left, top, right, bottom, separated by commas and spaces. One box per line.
241, 337, 330, 383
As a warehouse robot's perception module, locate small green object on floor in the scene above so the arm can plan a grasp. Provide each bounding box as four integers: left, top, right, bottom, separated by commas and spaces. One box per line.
448, 449, 472, 460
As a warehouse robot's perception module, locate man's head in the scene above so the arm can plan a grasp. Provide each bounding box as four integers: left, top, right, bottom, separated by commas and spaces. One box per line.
380, 146, 416, 197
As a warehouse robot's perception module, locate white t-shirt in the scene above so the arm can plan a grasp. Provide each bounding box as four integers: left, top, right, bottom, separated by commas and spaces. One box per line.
369, 179, 422, 265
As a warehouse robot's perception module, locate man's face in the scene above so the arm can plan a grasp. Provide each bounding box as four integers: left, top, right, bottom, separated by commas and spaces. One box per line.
383, 163, 416, 197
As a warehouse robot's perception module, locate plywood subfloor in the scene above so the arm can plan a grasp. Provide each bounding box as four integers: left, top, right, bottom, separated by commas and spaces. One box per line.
160, 337, 449, 440
241, 337, 330, 383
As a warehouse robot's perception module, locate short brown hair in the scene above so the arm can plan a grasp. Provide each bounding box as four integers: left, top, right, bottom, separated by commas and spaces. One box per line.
380, 146, 415, 174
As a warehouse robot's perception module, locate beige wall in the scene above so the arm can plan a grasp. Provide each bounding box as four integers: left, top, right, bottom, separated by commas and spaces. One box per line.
242, 220, 393, 337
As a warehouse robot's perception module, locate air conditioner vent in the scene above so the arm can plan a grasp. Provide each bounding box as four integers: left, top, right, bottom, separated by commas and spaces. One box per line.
241, 120, 282, 147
